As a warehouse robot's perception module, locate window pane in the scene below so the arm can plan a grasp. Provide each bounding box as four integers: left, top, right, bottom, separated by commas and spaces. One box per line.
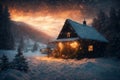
88, 45, 93, 51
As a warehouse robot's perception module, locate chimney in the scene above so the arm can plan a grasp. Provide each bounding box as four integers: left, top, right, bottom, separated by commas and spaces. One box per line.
83, 18, 86, 25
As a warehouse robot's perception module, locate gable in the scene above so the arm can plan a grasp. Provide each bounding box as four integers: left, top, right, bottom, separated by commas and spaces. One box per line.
57, 19, 108, 43
57, 20, 78, 39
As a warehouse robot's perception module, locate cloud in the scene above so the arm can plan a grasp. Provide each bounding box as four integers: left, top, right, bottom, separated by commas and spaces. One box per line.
3, 0, 119, 38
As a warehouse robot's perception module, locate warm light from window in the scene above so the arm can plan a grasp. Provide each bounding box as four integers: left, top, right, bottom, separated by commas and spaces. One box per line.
88, 45, 93, 51
58, 42, 63, 51
70, 41, 79, 49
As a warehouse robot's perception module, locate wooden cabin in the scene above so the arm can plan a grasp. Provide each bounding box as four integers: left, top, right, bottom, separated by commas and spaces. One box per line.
48, 19, 108, 59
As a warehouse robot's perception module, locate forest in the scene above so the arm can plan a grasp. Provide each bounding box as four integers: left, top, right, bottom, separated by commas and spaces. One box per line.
92, 7, 120, 57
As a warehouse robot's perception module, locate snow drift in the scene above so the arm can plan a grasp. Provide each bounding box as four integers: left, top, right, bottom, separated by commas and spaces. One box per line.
0, 50, 120, 80
0, 69, 30, 80
28, 57, 120, 80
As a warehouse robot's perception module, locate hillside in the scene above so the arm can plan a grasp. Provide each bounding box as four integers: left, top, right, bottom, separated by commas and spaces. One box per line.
10, 21, 52, 43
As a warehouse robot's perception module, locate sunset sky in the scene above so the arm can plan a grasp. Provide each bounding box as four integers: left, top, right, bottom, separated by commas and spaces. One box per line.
1, 0, 119, 38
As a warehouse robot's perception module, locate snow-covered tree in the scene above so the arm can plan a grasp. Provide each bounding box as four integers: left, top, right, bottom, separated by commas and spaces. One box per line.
92, 10, 109, 34
0, 55, 9, 71
18, 37, 25, 51
12, 48, 29, 72
32, 42, 38, 52
92, 8, 120, 56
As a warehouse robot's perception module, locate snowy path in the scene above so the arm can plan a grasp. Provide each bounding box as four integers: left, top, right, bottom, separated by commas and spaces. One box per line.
27, 57, 120, 80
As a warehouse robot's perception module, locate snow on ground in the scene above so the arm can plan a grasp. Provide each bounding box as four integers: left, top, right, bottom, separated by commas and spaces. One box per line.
0, 50, 46, 61
0, 69, 30, 80
0, 50, 120, 80
27, 57, 120, 80
0, 50, 17, 61
24, 50, 46, 57
0, 40, 47, 60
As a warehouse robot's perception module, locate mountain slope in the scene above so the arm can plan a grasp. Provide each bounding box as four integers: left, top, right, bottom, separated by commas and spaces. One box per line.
11, 21, 52, 43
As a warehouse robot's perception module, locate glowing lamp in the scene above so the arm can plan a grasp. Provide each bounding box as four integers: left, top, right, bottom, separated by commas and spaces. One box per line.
70, 41, 79, 48
58, 42, 63, 51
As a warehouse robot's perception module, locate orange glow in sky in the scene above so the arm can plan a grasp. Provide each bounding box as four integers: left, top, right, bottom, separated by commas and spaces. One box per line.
10, 9, 92, 38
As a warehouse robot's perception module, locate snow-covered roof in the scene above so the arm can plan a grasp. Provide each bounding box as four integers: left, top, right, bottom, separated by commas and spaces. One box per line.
66, 19, 108, 42
53, 38, 79, 42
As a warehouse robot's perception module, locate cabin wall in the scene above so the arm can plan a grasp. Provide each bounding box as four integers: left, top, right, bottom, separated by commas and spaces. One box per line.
77, 40, 107, 59
48, 40, 107, 59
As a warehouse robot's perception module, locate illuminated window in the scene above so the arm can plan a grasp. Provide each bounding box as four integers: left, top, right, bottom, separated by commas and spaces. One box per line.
58, 42, 63, 52
80, 47, 82, 50
67, 32, 71, 38
70, 41, 79, 49
88, 45, 93, 51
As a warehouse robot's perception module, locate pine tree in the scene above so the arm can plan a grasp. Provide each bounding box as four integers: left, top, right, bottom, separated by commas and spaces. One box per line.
109, 7, 119, 32
92, 18, 97, 26
18, 37, 25, 51
92, 8, 120, 56
117, 9, 120, 54
0, 55, 9, 71
118, 9, 120, 35
32, 42, 38, 52
0, 58, 1, 71
108, 7, 120, 54
118, 9, 120, 25
0, 5, 14, 50
0, 4, 3, 26
92, 10, 108, 34
12, 48, 29, 72
0, 4, 4, 50
3, 6, 10, 23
